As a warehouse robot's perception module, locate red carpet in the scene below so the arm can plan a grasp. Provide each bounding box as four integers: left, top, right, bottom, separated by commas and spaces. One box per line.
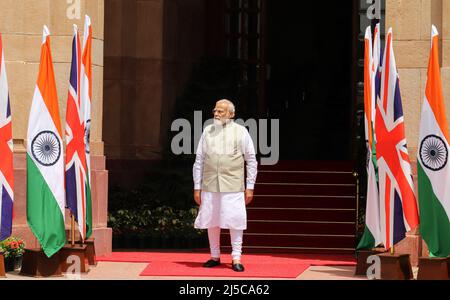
97, 252, 356, 278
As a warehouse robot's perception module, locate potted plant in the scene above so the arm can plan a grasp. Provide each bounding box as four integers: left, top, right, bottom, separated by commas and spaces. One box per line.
0, 237, 25, 272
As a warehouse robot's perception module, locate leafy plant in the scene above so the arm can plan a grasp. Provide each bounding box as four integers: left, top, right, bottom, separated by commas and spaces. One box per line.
0, 237, 25, 258
108, 206, 203, 239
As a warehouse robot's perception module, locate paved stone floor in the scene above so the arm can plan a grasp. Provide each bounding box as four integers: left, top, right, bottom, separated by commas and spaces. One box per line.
2, 260, 420, 280
0, 263, 404, 280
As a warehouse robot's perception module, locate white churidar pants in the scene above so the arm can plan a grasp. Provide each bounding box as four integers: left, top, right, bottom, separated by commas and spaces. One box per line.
208, 227, 244, 261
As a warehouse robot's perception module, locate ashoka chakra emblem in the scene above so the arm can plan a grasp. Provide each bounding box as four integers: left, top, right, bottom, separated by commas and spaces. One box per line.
31, 131, 61, 166
85, 119, 91, 154
366, 142, 371, 169
420, 135, 448, 171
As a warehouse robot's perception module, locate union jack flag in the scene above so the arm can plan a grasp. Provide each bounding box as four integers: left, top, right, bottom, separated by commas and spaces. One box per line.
375, 28, 420, 250
0, 34, 14, 241
65, 25, 88, 240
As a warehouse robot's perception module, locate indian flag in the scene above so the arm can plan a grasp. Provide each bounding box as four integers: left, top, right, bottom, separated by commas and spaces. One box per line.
27, 26, 66, 258
81, 15, 93, 239
417, 25, 450, 258
357, 26, 382, 250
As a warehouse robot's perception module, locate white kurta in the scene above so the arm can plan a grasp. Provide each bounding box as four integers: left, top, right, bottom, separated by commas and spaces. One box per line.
193, 123, 258, 230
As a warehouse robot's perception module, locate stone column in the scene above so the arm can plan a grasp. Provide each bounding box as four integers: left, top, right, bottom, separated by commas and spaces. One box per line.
104, 0, 165, 188
104, 0, 206, 188
0, 0, 111, 256
385, 0, 443, 266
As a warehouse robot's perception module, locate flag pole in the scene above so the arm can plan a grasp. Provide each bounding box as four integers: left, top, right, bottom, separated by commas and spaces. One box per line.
71, 214, 75, 247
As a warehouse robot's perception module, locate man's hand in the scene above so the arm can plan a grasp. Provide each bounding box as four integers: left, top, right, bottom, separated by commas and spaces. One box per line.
245, 189, 254, 205
194, 190, 202, 206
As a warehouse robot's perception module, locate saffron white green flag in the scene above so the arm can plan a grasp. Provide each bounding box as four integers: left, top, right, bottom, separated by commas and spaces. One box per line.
357, 25, 382, 250
81, 15, 93, 238
417, 25, 450, 258
27, 26, 65, 257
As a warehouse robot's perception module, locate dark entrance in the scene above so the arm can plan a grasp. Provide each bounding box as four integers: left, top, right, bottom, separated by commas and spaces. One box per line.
209, 0, 357, 161
266, 2, 355, 161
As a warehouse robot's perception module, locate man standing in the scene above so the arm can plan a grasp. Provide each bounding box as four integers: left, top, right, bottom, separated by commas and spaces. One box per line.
193, 99, 258, 272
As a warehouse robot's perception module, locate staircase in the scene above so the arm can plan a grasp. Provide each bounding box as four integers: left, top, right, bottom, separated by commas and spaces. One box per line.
221, 161, 358, 255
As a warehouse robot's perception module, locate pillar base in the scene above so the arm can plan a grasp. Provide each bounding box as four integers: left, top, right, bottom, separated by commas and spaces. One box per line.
355, 248, 385, 276
377, 253, 413, 280
59, 244, 90, 274
19, 249, 62, 278
0, 253, 5, 278
417, 257, 450, 280
68, 237, 97, 266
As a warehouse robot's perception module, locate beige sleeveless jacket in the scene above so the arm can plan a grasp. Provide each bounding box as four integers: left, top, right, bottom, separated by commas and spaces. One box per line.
202, 121, 245, 193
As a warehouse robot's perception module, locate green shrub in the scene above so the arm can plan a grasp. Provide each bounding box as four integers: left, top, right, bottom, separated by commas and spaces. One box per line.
108, 206, 203, 238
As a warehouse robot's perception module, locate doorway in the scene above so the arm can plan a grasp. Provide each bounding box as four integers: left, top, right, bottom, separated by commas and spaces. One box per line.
265, 2, 355, 161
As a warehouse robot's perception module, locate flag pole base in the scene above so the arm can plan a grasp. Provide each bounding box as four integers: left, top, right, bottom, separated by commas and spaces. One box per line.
59, 244, 90, 274
68, 237, 97, 266
377, 253, 413, 280
19, 249, 63, 278
0, 253, 6, 278
417, 257, 450, 280
355, 248, 385, 276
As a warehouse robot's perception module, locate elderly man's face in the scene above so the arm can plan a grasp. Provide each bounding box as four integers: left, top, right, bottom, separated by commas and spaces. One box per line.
213, 101, 234, 124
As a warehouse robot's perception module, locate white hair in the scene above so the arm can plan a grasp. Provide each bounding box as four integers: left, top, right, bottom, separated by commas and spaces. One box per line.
217, 99, 235, 114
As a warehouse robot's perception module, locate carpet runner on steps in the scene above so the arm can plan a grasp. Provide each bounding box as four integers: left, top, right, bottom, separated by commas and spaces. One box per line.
224, 160, 357, 254
97, 252, 356, 278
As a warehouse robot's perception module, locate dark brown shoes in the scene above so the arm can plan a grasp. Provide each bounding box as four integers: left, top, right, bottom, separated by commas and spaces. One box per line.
203, 259, 221, 268
232, 262, 245, 272
203, 258, 244, 272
